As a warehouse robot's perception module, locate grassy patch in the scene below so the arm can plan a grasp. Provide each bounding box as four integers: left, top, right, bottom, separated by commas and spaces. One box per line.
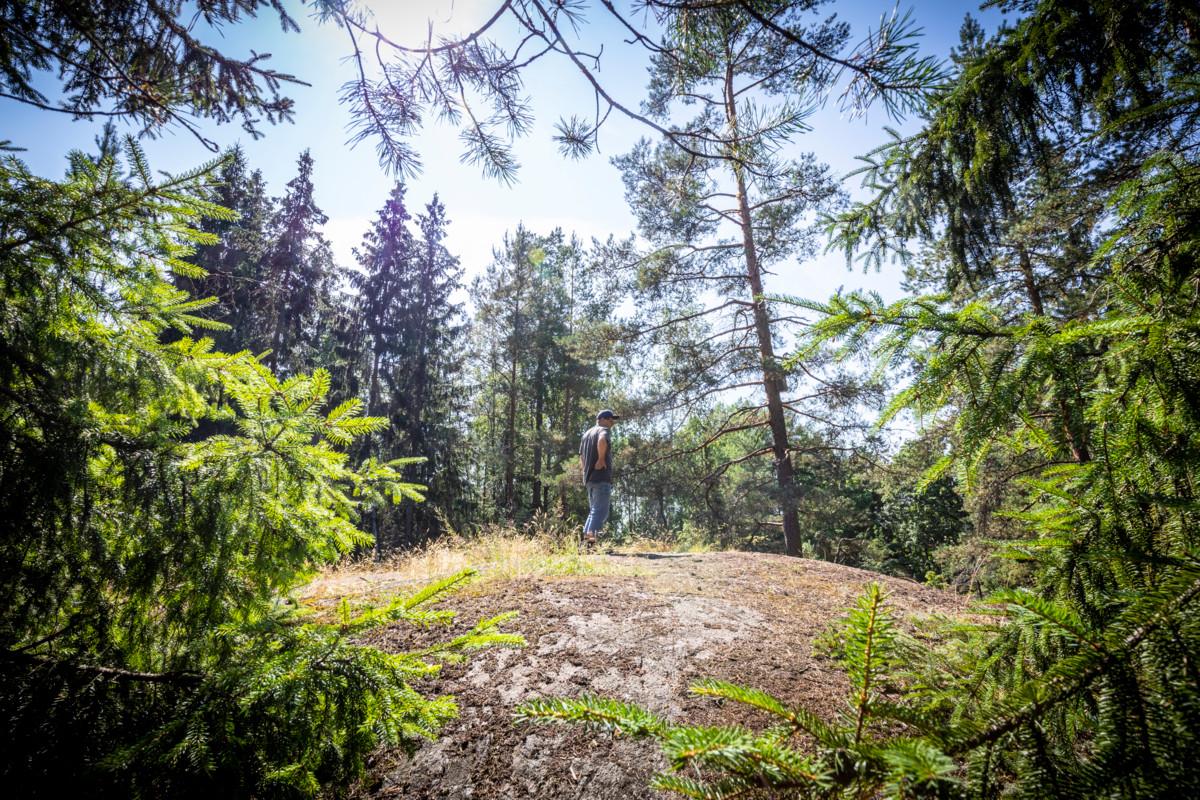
299, 519, 682, 615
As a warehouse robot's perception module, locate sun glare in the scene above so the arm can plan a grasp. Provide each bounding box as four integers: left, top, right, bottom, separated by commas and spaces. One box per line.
358, 0, 501, 45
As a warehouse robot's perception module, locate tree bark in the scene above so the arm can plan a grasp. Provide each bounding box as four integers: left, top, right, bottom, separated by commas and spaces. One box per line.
532, 351, 546, 513
724, 61, 802, 557
502, 250, 526, 518
503, 332, 518, 517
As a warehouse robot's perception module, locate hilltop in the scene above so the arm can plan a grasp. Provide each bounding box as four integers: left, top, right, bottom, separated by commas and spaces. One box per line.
305, 549, 970, 800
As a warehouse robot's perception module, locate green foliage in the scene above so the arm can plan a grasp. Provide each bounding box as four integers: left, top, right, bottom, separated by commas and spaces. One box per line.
521, 2, 1200, 796
0, 0, 303, 147
176, 152, 472, 550
514, 694, 669, 738
350, 183, 470, 547
612, 15, 845, 554
620, 410, 893, 559
174, 144, 275, 356
787, 290, 1087, 487
325, 0, 940, 178
517, 583, 962, 799
795, 2, 1200, 795
617, 407, 782, 548
872, 474, 969, 582
0, 141, 520, 797
95, 569, 519, 798
260, 149, 339, 376
467, 225, 616, 524
620, 408, 966, 579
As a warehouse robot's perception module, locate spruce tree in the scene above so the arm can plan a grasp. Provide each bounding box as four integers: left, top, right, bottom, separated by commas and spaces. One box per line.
0, 5, 519, 793
0, 141, 520, 797
179, 145, 275, 354
522, 229, 607, 517
261, 149, 336, 375
352, 184, 470, 548
410, 196, 471, 530
799, 1, 1200, 793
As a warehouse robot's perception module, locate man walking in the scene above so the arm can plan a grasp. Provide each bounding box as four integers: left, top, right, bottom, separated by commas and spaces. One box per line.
579, 409, 619, 547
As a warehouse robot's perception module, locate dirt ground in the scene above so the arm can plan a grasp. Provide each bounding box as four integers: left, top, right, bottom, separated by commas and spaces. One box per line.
316, 551, 971, 800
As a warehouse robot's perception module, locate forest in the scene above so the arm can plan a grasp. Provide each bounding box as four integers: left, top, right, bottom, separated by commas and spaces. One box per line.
1, 0, 1198, 798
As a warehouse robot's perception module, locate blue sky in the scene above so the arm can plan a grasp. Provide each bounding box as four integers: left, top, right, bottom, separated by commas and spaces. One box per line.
4, 1, 1007, 304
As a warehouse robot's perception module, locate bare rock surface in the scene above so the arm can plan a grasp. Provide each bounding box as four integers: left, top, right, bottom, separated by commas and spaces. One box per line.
328, 551, 969, 800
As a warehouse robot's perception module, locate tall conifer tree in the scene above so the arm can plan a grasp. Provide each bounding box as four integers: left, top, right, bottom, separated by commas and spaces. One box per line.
467, 227, 614, 523
610, 5, 845, 556
262, 150, 335, 374
179, 145, 274, 354
353, 184, 469, 547
0, 8, 518, 794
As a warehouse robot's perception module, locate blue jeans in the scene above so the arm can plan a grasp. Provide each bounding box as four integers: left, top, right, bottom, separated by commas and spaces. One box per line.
583, 481, 612, 536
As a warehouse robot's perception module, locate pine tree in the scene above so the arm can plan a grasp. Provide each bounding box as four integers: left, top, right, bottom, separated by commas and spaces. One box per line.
619, 409, 893, 557
466, 226, 615, 524
608, 4, 849, 556
471, 226, 542, 520
0, 0, 302, 148
326, 0, 941, 180
515, 3, 1200, 797
522, 229, 608, 517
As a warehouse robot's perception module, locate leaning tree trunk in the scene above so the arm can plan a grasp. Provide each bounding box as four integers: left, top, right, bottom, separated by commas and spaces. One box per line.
724, 62, 802, 557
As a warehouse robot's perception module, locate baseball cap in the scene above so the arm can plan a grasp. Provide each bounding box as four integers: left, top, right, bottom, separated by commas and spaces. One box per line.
596, 409, 621, 421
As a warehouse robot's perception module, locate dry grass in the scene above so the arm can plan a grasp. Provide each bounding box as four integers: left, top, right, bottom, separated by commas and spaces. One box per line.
299, 521, 688, 614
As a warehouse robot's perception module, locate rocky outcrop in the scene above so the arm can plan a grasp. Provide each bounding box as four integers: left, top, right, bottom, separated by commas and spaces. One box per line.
339, 551, 969, 799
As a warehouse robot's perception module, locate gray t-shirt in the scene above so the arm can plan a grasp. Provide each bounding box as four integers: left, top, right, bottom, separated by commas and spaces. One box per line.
579, 425, 613, 484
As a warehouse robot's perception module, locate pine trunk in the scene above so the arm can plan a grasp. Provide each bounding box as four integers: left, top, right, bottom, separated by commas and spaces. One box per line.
560, 389, 569, 514
531, 352, 546, 513
502, 274, 522, 518
503, 345, 518, 517
725, 61, 802, 557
